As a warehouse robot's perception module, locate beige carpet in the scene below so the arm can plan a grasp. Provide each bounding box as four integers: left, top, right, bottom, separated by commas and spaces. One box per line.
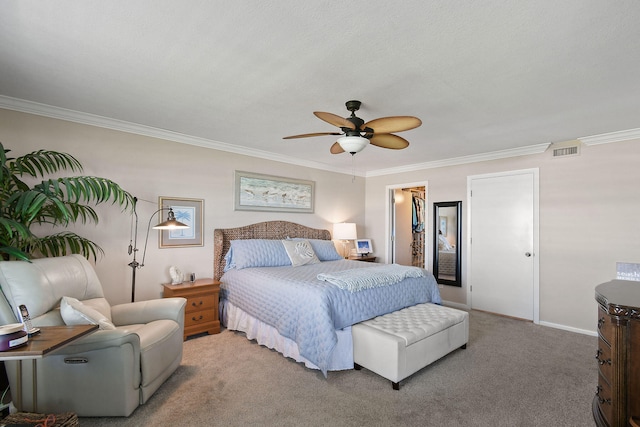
79, 310, 597, 426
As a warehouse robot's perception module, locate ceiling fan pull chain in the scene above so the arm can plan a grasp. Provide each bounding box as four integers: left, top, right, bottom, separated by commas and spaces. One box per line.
351, 155, 356, 182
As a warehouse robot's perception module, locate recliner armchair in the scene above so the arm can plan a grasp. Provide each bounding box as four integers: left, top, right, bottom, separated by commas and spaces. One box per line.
0, 255, 187, 416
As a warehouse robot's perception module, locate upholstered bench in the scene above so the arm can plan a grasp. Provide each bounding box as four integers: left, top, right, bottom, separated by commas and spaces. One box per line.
352, 303, 469, 390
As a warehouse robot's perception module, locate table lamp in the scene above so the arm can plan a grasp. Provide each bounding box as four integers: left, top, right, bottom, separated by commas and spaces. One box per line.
333, 222, 357, 258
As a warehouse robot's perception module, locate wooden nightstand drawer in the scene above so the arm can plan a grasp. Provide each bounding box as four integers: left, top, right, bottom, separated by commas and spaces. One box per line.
185, 308, 217, 328
185, 294, 217, 313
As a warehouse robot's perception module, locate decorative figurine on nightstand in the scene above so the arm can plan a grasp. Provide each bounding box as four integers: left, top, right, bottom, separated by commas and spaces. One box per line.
169, 266, 184, 285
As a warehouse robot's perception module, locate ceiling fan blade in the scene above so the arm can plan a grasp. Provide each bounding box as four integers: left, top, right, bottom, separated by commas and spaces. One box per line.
369, 133, 410, 150
363, 116, 422, 133
330, 142, 345, 154
314, 112, 356, 130
283, 132, 342, 139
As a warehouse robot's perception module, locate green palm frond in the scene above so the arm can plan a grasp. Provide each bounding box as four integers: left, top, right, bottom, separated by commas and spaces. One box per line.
0, 217, 34, 261
34, 176, 133, 207
30, 232, 103, 261
10, 149, 83, 178
0, 141, 133, 261
0, 246, 30, 261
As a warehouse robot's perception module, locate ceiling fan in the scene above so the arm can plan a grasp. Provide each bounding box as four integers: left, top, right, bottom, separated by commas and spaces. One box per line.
283, 100, 422, 155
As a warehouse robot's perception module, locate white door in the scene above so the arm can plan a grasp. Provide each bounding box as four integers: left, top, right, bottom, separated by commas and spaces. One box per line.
468, 169, 538, 321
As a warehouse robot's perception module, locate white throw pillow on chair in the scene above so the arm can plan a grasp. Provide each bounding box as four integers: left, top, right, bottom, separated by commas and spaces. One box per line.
60, 296, 116, 330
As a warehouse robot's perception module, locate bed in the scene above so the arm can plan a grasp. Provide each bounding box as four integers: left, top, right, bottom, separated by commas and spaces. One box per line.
437, 233, 456, 278
214, 221, 441, 375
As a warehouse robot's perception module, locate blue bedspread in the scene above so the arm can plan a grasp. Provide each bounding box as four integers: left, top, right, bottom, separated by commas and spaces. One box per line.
220, 260, 441, 375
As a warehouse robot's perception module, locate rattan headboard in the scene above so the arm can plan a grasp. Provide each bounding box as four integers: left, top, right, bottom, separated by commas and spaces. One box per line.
213, 221, 332, 281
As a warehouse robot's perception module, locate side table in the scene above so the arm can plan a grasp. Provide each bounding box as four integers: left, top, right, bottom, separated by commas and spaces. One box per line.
348, 255, 377, 263
163, 278, 220, 340
0, 324, 98, 412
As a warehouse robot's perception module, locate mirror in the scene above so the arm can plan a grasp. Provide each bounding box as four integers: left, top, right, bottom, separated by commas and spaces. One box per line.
433, 201, 462, 286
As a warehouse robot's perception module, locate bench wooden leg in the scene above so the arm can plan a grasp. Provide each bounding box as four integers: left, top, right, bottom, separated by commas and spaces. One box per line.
461, 343, 467, 349
354, 363, 362, 370
392, 381, 400, 390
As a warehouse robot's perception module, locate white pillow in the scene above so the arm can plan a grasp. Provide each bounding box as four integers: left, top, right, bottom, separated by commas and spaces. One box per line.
60, 296, 116, 330
281, 239, 320, 267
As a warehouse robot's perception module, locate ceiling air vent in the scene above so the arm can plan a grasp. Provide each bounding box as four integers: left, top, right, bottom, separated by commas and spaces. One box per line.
553, 145, 579, 157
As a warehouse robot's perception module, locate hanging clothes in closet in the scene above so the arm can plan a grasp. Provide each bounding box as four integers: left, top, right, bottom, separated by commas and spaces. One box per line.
412, 194, 425, 233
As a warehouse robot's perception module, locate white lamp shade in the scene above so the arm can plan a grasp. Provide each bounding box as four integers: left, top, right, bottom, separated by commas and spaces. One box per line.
333, 222, 357, 240
337, 136, 369, 154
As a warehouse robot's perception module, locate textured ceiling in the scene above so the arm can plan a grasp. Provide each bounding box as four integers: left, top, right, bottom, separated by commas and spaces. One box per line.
1, 1, 640, 175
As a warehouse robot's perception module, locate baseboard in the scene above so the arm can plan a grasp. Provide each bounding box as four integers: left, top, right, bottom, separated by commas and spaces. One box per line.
539, 320, 597, 337
441, 300, 469, 311
441, 301, 598, 337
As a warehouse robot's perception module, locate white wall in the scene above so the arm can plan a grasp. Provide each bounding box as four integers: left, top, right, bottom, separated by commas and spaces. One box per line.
4, 107, 639, 334
365, 139, 640, 333
0, 109, 365, 304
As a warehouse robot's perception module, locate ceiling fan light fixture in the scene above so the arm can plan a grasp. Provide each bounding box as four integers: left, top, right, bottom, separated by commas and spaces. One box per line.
337, 135, 369, 154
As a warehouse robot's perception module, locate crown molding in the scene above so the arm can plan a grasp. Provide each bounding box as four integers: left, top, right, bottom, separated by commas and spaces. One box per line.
0, 95, 358, 176
7, 95, 631, 178
366, 143, 551, 177
579, 128, 640, 146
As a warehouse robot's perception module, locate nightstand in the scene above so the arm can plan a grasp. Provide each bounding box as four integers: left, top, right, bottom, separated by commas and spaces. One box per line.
163, 278, 221, 340
348, 255, 377, 262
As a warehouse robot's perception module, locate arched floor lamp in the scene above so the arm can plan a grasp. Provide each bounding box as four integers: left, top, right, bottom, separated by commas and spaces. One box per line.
128, 197, 189, 302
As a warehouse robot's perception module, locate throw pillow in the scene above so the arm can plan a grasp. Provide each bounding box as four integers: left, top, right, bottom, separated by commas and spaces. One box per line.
60, 296, 116, 330
281, 239, 320, 267
290, 238, 343, 261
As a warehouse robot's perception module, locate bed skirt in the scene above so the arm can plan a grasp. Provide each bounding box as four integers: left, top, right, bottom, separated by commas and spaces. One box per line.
220, 300, 354, 371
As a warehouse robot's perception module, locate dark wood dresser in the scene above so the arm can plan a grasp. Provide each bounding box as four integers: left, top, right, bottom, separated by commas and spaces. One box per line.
593, 280, 640, 427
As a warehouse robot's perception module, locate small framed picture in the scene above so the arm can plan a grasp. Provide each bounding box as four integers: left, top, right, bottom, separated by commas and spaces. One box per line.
439, 216, 447, 236
158, 197, 204, 248
355, 239, 373, 254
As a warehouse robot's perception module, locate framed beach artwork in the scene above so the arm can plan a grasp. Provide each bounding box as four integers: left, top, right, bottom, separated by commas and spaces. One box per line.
234, 171, 315, 213
158, 197, 204, 248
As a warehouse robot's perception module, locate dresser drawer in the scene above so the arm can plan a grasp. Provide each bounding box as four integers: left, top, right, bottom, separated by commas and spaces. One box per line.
596, 337, 613, 383
185, 308, 217, 328
185, 294, 217, 313
597, 374, 613, 425
597, 305, 614, 345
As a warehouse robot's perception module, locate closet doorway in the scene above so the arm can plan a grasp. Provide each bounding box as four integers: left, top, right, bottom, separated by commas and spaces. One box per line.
386, 182, 427, 268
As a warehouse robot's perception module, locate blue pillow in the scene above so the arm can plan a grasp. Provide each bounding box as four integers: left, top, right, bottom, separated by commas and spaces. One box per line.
224, 239, 292, 271
292, 238, 342, 261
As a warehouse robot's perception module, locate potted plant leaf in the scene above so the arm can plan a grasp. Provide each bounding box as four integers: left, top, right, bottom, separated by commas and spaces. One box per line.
0, 141, 134, 261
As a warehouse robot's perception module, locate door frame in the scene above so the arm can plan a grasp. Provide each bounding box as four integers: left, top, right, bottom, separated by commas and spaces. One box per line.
466, 168, 540, 324
385, 181, 428, 266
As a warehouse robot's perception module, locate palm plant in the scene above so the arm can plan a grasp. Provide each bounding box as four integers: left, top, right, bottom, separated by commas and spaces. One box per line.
0, 141, 134, 261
